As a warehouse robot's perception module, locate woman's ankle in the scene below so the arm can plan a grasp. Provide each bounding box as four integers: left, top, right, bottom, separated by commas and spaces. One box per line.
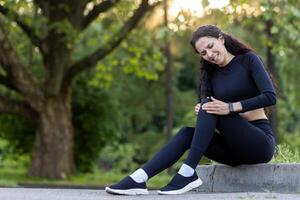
129, 168, 149, 183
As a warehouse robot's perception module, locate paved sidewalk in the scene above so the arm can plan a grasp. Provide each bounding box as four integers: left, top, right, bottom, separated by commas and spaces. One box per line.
0, 188, 299, 200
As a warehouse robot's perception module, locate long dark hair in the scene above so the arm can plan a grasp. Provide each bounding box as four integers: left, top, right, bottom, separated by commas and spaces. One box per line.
190, 25, 253, 102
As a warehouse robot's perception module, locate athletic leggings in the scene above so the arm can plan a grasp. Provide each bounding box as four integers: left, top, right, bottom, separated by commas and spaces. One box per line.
142, 98, 276, 179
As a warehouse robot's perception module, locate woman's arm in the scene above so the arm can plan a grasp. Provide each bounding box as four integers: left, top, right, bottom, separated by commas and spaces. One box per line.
237, 52, 277, 112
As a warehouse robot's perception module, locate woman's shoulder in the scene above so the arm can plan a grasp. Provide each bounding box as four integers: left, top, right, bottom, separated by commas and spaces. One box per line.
236, 51, 262, 67
237, 51, 267, 74
238, 51, 259, 60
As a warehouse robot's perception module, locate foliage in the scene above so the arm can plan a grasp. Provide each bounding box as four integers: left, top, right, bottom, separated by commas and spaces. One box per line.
280, 131, 300, 150
98, 142, 139, 173
73, 11, 167, 139
271, 144, 300, 163
0, 116, 35, 155
72, 72, 121, 172
129, 131, 168, 165
261, 0, 300, 134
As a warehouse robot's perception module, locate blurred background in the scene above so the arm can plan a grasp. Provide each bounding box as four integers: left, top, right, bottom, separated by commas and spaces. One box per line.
0, 0, 299, 188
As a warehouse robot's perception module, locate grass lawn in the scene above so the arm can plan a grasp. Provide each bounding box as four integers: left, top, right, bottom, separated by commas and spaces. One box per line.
0, 168, 172, 189
0, 156, 171, 189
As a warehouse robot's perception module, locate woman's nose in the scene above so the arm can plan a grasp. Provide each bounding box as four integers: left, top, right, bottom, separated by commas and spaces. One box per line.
207, 50, 213, 60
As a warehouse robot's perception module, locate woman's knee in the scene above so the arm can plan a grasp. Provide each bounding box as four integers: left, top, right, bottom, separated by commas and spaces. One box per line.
258, 147, 275, 163
200, 97, 211, 105
198, 98, 219, 117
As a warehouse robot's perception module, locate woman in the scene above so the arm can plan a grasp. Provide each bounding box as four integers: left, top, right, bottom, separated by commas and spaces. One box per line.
105, 25, 276, 195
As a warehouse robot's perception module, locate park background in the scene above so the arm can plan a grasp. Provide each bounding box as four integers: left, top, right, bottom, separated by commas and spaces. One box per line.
0, 0, 299, 188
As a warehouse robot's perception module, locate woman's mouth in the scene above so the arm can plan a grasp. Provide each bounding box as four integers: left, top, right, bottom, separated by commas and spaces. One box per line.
211, 54, 218, 63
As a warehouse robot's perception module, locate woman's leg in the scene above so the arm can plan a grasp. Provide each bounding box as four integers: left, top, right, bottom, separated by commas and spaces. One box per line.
142, 127, 243, 179
183, 98, 218, 169
158, 98, 275, 194
107, 98, 275, 195
203, 116, 275, 165
214, 114, 275, 164
143, 97, 238, 179
157, 97, 220, 194
106, 123, 238, 195
142, 126, 194, 178
184, 99, 275, 169
105, 126, 195, 195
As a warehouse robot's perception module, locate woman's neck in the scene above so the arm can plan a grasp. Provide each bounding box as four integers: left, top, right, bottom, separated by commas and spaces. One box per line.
219, 52, 235, 67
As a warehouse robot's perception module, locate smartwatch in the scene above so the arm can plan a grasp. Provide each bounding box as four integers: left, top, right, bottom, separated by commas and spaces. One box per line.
228, 102, 234, 113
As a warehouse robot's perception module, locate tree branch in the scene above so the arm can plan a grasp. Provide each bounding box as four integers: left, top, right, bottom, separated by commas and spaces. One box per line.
62, 0, 160, 91
0, 20, 45, 111
0, 95, 37, 119
81, 0, 121, 30
0, 4, 43, 51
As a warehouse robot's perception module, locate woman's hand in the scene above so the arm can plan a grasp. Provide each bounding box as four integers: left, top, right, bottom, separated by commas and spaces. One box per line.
201, 97, 230, 115
194, 103, 201, 115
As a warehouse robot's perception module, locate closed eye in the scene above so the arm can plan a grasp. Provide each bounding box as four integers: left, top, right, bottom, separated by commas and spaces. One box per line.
200, 43, 214, 56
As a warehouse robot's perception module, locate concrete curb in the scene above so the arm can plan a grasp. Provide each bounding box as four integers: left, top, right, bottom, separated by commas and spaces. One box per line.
196, 163, 300, 193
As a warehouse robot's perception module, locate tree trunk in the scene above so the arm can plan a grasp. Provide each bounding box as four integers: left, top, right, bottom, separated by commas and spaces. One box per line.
163, 0, 174, 174
163, 0, 173, 142
28, 93, 75, 179
266, 19, 279, 142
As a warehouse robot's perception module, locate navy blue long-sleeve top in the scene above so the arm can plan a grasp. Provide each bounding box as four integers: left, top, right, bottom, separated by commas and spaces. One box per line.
210, 51, 276, 112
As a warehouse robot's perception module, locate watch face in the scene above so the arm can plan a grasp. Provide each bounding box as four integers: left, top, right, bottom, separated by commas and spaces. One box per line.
229, 103, 234, 112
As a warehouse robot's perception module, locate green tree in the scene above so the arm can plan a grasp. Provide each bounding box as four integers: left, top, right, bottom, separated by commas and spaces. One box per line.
0, 72, 121, 173
0, 0, 160, 179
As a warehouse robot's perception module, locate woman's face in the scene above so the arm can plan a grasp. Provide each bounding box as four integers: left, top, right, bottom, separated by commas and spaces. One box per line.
195, 36, 228, 66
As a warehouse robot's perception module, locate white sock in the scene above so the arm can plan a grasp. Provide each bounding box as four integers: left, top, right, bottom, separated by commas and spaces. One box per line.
129, 168, 148, 183
178, 164, 195, 177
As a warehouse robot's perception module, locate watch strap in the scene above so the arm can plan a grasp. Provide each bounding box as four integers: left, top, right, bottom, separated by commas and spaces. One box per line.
228, 102, 234, 113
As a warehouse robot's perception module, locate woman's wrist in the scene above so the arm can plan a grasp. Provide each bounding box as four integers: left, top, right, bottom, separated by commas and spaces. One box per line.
228, 102, 234, 113
232, 102, 243, 112
227, 102, 243, 113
